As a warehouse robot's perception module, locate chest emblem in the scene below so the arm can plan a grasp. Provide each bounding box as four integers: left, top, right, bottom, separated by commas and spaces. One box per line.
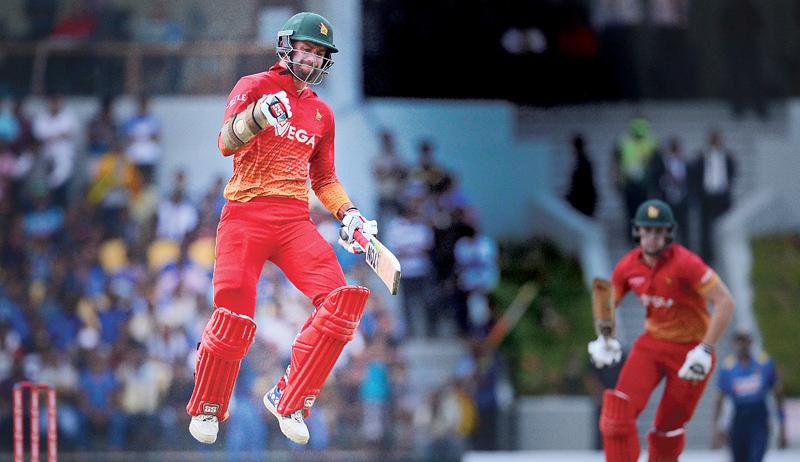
315, 109, 322, 121
665, 277, 672, 285
628, 276, 646, 287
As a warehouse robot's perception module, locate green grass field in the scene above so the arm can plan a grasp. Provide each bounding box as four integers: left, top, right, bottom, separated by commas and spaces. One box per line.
495, 239, 592, 395
750, 233, 800, 395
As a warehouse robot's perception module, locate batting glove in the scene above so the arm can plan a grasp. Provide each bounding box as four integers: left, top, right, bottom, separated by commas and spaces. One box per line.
259, 91, 292, 126
588, 335, 622, 368
678, 343, 713, 382
338, 208, 378, 254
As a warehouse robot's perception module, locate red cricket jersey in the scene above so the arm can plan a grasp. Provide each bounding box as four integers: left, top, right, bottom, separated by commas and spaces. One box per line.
218, 62, 338, 203
611, 244, 719, 343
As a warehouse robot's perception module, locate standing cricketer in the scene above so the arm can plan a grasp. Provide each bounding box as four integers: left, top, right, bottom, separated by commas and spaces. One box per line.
712, 330, 788, 462
588, 199, 735, 461
186, 12, 378, 445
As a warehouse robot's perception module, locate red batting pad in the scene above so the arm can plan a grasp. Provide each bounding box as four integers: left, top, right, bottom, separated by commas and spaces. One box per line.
647, 428, 685, 462
277, 286, 369, 415
600, 390, 641, 462
186, 308, 256, 419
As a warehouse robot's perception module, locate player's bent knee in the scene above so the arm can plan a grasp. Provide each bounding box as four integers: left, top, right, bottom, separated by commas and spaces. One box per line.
600, 390, 637, 437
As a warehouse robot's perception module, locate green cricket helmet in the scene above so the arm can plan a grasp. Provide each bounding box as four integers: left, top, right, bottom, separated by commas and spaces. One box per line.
631, 199, 677, 242
276, 12, 337, 85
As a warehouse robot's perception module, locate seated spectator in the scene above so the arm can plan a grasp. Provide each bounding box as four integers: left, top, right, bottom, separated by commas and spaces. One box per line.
122, 96, 162, 183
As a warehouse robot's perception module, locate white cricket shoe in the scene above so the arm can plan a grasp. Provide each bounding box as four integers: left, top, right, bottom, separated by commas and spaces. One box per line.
189, 414, 218, 444
263, 385, 309, 445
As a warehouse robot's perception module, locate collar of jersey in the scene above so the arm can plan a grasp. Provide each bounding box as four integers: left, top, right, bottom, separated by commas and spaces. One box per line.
635, 243, 675, 268
268, 61, 317, 99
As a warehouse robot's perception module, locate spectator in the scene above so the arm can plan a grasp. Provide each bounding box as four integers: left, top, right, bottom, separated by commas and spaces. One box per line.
122, 96, 162, 183
156, 180, 198, 242
712, 330, 788, 461
410, 139, 449, 197
371, 130, 408, 223
87, 138, 142, 238
454, 223, 499, 335
690, 129, 736, 262
612, 117, 657, 233
32, 95, 79, 204
385, 201, 435, 337
565, 133, 598, 217
87, 97, 119, 160
648, 137, 690, 245
359, 340, 392, 445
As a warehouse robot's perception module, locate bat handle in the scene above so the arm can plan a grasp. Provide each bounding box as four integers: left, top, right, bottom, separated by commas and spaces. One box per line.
353, 228, 369, 248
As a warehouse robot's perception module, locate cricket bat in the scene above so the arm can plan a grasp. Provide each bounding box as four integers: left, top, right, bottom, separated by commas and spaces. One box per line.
353, 229, 401, 295
592, 278, 615, 337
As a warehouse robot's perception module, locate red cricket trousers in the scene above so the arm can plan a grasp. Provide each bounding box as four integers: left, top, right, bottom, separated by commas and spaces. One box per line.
616, 332, 715, 432
212, 197, 346, 318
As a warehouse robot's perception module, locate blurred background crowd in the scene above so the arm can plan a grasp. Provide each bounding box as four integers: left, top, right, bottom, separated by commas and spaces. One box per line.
0, 1, 799, 461
0, 91, 502, 458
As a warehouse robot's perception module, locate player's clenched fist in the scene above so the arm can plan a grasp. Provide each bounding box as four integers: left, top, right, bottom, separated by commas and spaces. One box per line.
338, 208, 378, 254
260, 91, 293, 126
588, 335, 622, 368
678, 343, 713, 382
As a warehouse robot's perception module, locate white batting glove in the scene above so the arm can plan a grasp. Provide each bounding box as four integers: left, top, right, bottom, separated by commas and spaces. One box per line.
588, 335, 623, 368
259, 91, 292, 126
678, 343, 713, 382
338, 208, 378, 254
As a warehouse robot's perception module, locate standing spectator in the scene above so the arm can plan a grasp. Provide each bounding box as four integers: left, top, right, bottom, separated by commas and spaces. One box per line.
9, 98, 34, 157
86, 138, 142, 238
648, 137, 690, 245
88, 97, 119, 160
32, 95, 79, 204
122, 96, 162, 183
371, 130, 408, 224
156, 172, 197, 242
359, 340, 392, 445
612, 117, 657, 237
385, 201, 435, 337
712, 330, 788, 461
691, 130, 736, 262
565, 133, 598, 217
453, 224, 498, 335
410, 139, 449, 197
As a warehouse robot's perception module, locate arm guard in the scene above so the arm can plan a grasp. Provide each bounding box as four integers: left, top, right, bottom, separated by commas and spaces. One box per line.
220, 100, 270, 152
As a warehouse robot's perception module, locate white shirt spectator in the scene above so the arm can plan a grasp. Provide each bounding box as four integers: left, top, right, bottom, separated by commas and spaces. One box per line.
385, 214, 434, 279
703, 148, 730, 194
156, 195, 198, 241
32, 105, 78, 188
123, 108, 162, 167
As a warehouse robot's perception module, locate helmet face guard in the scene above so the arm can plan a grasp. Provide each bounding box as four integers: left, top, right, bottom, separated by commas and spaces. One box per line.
276, 34, 334, 86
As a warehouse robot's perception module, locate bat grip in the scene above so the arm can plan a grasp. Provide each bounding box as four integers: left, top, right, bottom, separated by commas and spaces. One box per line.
353, 228, 369, 248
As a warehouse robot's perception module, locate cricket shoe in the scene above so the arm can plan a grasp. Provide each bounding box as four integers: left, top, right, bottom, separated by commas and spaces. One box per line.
189, 414, 218, 444
263, 385, 309, 444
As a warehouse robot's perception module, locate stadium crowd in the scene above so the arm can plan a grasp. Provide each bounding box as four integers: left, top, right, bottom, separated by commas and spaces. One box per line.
0, 95, 499, 459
